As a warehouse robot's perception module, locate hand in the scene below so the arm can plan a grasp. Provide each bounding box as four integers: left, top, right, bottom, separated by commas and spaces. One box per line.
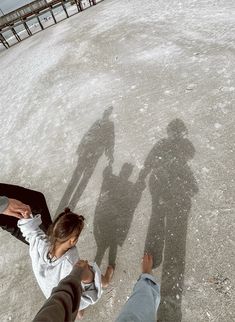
75, 259, 89, 270
141, 253, 153, 274
75, 260, 94, 283
138, 168, 145, 179
3, 198, 31, 219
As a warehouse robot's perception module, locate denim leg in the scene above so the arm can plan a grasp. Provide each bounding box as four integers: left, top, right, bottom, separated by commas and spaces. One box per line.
115, 273, 160, 322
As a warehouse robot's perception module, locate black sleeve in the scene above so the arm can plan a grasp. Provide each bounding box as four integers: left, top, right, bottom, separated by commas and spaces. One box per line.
33, 267, 83, 322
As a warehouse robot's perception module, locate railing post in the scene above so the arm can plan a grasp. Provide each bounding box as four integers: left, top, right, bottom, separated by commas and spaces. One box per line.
61, 1, 69, 18
1, 40, 8, 48
76, 0, 83, 12
50, 7, 57, 24
23, 20, 32, 36
11, 27, 21, 42
0, 32, 10, 48
36, 15, 44, 30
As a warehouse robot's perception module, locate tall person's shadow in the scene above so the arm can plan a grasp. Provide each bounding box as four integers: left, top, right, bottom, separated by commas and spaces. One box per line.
143, 119, 199, 322
93, 163, 146, 266
56, 107, 115, 213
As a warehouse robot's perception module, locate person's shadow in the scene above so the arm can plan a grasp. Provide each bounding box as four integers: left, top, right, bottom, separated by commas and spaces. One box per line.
93, 163, 146, 266
142, 119, 199, 322
56, 107, 115, 213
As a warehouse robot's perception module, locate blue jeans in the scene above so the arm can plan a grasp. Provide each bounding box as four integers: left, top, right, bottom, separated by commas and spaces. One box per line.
115, 273, 160, 322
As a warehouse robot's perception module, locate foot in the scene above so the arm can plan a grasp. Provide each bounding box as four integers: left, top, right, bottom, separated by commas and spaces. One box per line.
102, 265, 114, 288
142, 254, 153, 274
76, 309, 84, 320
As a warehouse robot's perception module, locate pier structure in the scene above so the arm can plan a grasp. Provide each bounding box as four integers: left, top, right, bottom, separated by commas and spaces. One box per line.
0, 0, 99, 49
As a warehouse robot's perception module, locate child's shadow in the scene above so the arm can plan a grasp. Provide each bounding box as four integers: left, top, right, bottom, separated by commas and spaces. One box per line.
143, 119, 199, 322
93, 163, 145, 266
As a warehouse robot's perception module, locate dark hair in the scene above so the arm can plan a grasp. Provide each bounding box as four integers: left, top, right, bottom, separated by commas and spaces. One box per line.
47, 207, 84, 255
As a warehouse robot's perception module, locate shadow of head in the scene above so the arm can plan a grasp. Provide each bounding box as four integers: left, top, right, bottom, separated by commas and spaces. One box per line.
119, 163, 134, 179
167, 118, 188, 138
167, 119, 195, 162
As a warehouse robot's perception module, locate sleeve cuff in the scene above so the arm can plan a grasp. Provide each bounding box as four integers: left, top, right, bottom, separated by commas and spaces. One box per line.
17, 214, 42, 228
0, 196, 9, 213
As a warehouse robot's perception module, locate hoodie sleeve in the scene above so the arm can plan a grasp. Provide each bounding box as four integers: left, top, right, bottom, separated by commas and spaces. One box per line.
79, 262, 102, 310
17, 214, 46, 246
0, 196, 9, 213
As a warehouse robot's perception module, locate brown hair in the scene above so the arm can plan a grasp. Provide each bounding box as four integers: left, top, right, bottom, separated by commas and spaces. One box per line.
47, 207, 84, 255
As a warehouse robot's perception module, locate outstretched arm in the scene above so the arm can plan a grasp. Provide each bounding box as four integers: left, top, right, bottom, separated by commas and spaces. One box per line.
33, 263, 84, 322
0, 196, 31, 219
105, 122, 115, 163
17, 214, 47, 248
103, 163, 113, 179
142, 142, 162, 180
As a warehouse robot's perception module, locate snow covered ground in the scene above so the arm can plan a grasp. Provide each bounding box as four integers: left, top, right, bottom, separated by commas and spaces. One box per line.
0, 0, 234, 321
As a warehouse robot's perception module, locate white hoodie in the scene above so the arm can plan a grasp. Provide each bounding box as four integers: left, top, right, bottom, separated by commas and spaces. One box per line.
18, 214, 102, 310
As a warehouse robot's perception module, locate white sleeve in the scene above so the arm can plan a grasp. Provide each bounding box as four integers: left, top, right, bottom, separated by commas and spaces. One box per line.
79, 262, 102, 310
17, 214, 45, 245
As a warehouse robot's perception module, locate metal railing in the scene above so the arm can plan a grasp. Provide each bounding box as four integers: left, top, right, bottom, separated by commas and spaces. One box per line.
0, 0, 99, 49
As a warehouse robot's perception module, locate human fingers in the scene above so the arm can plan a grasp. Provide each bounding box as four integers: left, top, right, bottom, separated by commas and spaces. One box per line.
19, 205, 31, 218
12, 212, 23, 219
77, 260, 85, 265
15, 208, 30, 219
8, 199, 31, 216
24, 204, 31, 216
21, 211, 31, 219
76, 260, 88, 268
3, 208, 23, 219
18, 202, 31, 212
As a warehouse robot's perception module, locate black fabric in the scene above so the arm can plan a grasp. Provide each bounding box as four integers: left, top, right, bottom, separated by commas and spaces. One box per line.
0, 183, 52, 244
33, 266, 82, 322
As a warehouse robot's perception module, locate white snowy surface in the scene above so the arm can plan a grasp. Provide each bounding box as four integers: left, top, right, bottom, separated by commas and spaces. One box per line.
0, 0, 235, 321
